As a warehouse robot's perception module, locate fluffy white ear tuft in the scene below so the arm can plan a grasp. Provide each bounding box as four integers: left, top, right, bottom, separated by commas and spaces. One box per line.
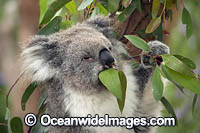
148, 40, 170, 55
22, 38, 56, 82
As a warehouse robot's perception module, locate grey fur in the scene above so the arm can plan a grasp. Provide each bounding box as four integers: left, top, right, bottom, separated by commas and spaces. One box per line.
21, 16, 169, 133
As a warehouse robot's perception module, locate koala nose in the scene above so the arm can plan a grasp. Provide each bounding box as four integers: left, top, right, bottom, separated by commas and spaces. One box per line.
99, 49, 115, 68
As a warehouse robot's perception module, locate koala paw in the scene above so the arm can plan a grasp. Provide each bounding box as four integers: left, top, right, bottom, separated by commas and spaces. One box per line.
141, 40, 170, 68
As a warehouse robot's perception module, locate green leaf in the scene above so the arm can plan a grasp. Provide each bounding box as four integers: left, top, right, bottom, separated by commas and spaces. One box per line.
161, 54, 196, 77
107, 0, 120, 12
99, 68, 123, 100
38, 90, 47, 111
192, 94, 198, 115
173, 55, 196, 70
163, 65, 200, 94
166, 0, 176, 9
160, 65, 184, 94
124, 35, 151, 52
118, 2, 135, 22
182, 8, 193, 39
96, 2, 108, 16
21, 82, 38, 111
152, 0, 160, 18
78, 0, 93, 10
160, 97, 177, 125
39, 0, 48, 24
145, 17, 161, 33
117, 70, 127, 112
66, 0, 77, 14
10, 117, 23, 133
40, 0, 71, 26
122, 0, 132, 8
38, 16, 62, 35
5, 108, 10, 121
152, 21, 163, 41
152, 67, 163, 101
5, 108, 12, 133
134, 0, 142, 12
60, 20, 73, 30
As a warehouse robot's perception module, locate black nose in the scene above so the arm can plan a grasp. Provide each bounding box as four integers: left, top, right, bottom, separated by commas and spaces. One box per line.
99, 49, 115, 67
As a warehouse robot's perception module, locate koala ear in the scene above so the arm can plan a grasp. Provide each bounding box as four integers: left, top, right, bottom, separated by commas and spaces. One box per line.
148, 40, 170, 55
22, 36, 63, 82
86, 16, 115, 39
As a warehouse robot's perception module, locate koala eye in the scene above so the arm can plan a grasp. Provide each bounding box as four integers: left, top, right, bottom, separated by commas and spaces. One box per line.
109, 47, 112, 50
82, 55, 94, 62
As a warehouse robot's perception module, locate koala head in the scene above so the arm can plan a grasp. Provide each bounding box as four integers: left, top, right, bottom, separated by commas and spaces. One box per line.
22, 16, 121, 94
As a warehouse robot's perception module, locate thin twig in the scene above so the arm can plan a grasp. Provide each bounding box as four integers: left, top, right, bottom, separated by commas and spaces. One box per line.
6, 70, 26, 108
0, 123, 7, 126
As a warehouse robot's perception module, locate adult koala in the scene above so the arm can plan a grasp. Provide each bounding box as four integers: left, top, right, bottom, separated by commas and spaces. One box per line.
22, 16, 169, 133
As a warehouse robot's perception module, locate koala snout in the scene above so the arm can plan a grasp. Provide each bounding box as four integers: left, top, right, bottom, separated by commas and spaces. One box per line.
99, 48, 115, 68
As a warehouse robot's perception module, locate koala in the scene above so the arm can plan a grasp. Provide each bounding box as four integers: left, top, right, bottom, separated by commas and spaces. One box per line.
21, 16, 169, 133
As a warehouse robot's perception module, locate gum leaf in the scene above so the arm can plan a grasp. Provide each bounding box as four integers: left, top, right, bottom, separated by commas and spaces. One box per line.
161, 54, 196, 77
124, 35, 151, 52
163, 65, 200, 94
78, 0, 93, 10
160, 97, 177, 125
152, 66, 163, 101
99, 68, 123, 101
21, 82, 38, 111
173, 55, 196, 70
117, 70, 127, 112
10, 117, 24, 133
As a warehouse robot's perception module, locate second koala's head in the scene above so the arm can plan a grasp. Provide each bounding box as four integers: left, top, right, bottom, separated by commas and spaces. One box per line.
22, 16, 120, 94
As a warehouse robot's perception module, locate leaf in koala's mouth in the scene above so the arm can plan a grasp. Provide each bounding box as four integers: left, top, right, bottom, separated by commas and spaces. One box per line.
99, 68, 127, 112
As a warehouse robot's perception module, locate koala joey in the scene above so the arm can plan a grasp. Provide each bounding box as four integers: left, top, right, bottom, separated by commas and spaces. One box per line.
21, 16, 169, 133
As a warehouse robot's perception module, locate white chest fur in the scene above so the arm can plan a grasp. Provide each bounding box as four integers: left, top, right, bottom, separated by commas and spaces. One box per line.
63, 64, 138, 133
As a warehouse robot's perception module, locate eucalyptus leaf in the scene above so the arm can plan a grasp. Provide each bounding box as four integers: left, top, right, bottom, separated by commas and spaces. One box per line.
10, 117, 23, 133
5, 108, 12, 133
134, 0, 142, 12
160, 65, 184, 94
118, 2, 135, 22
192, 94, 198, 115
38, 16, 62, 35
152, 22, 163, 41
78, 0, 93, 10
39, 0, 48, 24
152, 67, 163, 101
40, 0, 71, 26
163, 65, 200, 94
122, 0, 132, 8
38, 90, 47, 112
117, 70, 127, 112
66, 0, 77, 14
96, 2, 109, 16
160, 97, 177, 125
152, 0, 160, 18
124, 35, 151, 52
108, 0, 120, 12
182, 8, 193, 39
145, 17, 161, 33
99, 68, 123, 101
174, 55, 196, 70
21, 82, 38, 111
161, 54, 196, 77
166, 0, 176, 9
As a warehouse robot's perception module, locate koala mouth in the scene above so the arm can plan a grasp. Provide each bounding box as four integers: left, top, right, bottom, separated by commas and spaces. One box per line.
97, 63, 119, 86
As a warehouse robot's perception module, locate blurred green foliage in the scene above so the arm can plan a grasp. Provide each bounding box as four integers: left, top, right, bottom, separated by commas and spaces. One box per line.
156, 1, 200, 133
